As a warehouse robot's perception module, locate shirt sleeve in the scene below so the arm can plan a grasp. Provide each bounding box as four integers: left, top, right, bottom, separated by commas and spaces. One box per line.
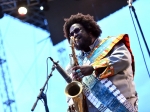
91, 41, 132, 79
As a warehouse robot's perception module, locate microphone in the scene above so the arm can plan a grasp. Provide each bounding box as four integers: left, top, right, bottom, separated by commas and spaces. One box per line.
49, 57, 72, 83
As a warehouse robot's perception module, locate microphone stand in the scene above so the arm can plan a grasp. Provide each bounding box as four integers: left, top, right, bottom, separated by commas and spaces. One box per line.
31, 64, 56, 112
128, 1, 150, 77
128, 1, 150, 57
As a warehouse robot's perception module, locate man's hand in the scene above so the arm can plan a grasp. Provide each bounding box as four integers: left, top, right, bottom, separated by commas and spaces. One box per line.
71, 65, 94, 81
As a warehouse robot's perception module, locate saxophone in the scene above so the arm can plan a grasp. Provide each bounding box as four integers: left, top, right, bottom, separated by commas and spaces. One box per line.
65, 36, 85, 112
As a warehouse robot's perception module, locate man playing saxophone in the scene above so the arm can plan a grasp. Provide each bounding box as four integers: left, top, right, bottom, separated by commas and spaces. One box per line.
63, 13, 138, 112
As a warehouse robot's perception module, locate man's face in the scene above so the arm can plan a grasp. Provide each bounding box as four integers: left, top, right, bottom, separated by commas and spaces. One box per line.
69, 23, 92, 51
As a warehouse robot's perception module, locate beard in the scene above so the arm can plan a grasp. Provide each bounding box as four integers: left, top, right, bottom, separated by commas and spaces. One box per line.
74, 35, 92, 52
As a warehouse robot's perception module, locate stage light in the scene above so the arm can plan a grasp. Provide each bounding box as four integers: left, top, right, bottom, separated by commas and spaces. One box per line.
40, 6, 44, 11
0, 5, 4, 19
18, 7, 27, 15
39, 0, 49, 11
17, 1, 28, 15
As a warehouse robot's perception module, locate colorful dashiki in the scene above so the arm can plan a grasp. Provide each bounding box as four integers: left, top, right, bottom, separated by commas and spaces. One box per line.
76, 34, 136, 112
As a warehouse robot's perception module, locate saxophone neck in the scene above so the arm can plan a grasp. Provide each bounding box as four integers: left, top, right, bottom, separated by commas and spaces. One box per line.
70, 36, 79, 66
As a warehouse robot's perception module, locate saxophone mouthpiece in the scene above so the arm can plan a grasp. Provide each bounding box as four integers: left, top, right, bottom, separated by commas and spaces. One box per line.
70, 36, 75, 45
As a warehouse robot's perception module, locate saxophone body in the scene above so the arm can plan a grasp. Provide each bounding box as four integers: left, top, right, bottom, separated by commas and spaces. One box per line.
65, 36, 85, 112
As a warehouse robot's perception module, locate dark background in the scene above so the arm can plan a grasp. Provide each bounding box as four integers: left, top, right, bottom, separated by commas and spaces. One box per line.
44, 0, 135, 45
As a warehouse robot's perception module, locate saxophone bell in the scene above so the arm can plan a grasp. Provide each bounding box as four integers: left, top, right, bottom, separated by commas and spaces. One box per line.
65, 81, 84, 112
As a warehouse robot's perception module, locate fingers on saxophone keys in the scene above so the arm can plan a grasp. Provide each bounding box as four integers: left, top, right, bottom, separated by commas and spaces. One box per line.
72, 74, 76, 80
72, 73, 78, 80
75, 69, 81, 73
72, 69, 84, 80
77, 72, 84, 80
77, 72, 82, 77
80, 75, 84, 78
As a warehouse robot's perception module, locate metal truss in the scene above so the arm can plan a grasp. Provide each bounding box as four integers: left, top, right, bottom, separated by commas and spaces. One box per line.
0, 31, 18, 112
0, 0, 51, 31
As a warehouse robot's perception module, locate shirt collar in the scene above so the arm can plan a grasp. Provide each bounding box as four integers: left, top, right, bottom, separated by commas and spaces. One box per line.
89, 38, 101, 50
